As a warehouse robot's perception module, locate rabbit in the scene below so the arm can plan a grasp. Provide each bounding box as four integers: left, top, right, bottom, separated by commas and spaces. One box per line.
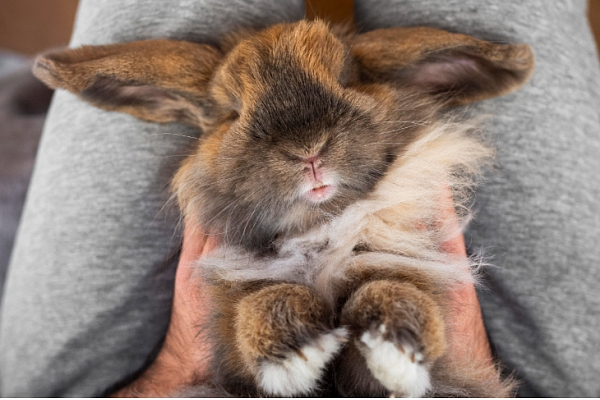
33, 19, 534, 397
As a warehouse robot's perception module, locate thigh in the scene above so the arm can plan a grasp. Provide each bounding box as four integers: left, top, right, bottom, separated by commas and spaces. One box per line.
0, 0, 304, 396
354, 1, 600, 396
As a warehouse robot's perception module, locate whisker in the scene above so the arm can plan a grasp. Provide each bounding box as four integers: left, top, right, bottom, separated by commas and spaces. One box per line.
151, 132, 200, 140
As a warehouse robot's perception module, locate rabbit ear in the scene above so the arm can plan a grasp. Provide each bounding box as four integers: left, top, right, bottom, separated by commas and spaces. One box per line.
33, 40, 223, 126
351, 27, 534, 106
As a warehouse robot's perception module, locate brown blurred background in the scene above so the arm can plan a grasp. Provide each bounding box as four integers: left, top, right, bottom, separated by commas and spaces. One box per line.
0, 0, 600, 55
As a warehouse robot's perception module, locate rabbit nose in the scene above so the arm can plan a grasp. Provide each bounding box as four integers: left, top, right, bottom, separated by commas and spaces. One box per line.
302, 156, 324, 182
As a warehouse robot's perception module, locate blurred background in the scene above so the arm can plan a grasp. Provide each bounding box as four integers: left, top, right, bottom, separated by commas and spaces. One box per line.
0, 0, 599, 298
2, 0, 600, 55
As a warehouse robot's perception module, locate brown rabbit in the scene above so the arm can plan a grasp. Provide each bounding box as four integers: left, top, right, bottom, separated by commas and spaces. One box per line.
33, 20, 534, 397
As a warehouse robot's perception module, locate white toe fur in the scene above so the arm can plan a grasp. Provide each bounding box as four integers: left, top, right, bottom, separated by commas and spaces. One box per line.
258, 327, 348, 396
359, 325, 431, 397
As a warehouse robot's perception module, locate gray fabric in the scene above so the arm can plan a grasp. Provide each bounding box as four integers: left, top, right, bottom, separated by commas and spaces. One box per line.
355, 1, 600, 397
0, 0, 304, 396
0, 65, 51, 306
1, 0, 599, 397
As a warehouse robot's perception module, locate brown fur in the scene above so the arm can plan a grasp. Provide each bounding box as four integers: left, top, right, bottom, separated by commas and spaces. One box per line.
33, 21, 534, 249
336, 280, 446, 397
34, 40, 222, 127
204, 280, 338, 396
352, 27, 534, 106
202, 280, 276, 396
235, 284, 332, 366
33, 19, 534, 397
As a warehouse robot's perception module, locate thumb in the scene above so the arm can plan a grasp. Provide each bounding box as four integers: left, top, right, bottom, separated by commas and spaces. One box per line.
175, 221, 218, 293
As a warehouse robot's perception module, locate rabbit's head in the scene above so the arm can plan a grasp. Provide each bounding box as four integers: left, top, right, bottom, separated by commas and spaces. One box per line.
34, 20, 533, 250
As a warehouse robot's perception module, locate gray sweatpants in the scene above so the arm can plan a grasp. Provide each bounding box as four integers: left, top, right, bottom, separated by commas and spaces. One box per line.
1, 0, 599, 397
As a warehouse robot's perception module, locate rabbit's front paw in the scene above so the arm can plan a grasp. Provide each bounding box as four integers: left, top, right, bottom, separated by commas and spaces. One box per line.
358, 323, 430, 397
338, 280, 446, 397
258, 327, 347, 396
235, 283, 346, 396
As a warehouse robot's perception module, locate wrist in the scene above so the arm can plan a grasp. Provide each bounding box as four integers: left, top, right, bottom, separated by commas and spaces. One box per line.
111, 311, 211, 397
447, 283, 492, 362
110, 345, 190, 398
112, 225, 215, 397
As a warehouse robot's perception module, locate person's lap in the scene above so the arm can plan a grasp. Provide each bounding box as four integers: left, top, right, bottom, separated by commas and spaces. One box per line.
0, 1, 305, 396
1, 0, 599, 396
354, 1, 600, 396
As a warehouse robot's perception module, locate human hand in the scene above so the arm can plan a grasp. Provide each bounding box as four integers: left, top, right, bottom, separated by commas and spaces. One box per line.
113, 190, 491, 397
439, 188, 492, 364
442, 232, 492, 363
112, 222, 217, 397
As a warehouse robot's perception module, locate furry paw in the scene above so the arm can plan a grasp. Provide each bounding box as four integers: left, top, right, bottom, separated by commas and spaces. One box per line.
358, 324, 430, 397
235, 284, 345, 396
257, 328, 348, 396
337, 280, 447, 397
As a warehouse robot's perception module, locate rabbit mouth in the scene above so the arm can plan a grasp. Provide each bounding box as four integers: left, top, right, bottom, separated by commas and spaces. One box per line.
306, 182, 335, 203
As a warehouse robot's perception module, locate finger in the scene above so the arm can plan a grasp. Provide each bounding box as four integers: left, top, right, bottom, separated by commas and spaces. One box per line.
170, 222, 214, 364
438, 185, 467, 257
437, 186, 492, 361
441, 230, 467, 257
176, 221, 215, 285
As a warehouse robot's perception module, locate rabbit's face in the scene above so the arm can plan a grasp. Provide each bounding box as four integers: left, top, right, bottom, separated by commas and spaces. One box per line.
185, 23, 436, 247
196, 78, 403, 243
33, 20, 534, 250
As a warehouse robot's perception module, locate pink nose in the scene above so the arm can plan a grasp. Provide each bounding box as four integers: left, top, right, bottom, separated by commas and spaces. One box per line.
302, 156, 324, 182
